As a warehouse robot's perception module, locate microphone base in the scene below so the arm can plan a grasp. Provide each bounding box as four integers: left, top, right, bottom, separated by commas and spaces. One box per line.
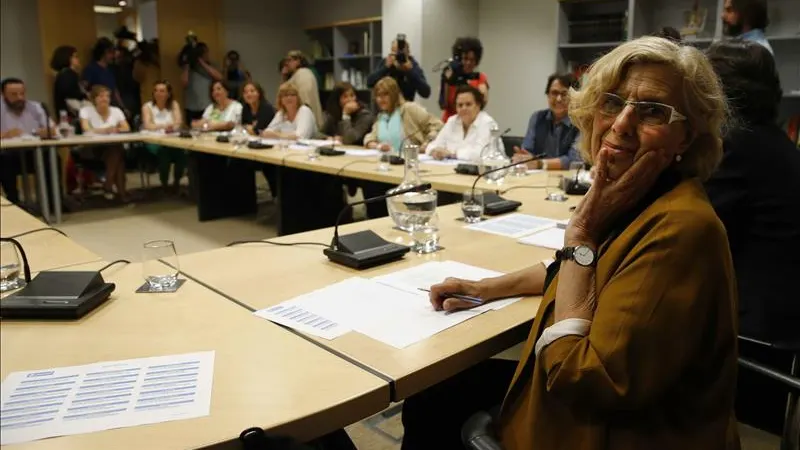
1, 271, 115, 320
483, 192, 522, 216
324, 230, 410, 270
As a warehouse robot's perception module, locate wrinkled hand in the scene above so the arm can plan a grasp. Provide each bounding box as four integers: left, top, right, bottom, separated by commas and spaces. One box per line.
567, 148, 671, 245
429, 277, 486, 312
429, 148, 452, 160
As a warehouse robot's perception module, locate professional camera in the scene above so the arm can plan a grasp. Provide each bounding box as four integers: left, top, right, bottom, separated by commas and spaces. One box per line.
443, 38, 480, 86
177, 31, 201, 68
395, 33, 407, 64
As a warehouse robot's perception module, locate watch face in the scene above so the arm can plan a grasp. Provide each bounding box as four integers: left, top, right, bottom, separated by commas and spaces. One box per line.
573, 245, 595, 266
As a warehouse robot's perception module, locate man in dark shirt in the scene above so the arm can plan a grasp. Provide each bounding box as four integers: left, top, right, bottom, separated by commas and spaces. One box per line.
82, 38, 125, 111
366, 39, 430, 102
706, 39, 800, 437
513, 73, 582, 170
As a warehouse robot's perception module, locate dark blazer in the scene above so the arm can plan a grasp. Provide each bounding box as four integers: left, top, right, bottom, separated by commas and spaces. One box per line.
705, 123, 800, 343
500, 178, 740, 450
319, 106, 374, 145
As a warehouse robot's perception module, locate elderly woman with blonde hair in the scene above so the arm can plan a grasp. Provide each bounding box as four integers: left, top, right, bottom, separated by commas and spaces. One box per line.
400, 36, 740, 450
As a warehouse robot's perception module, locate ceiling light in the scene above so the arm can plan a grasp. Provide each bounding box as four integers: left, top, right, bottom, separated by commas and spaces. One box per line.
94, 5, 122, 13
118, 0, 127, 6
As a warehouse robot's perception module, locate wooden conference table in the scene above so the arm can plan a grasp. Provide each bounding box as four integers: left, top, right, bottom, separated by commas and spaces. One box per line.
0, 261, 390, 449
0, 202, 101, 272
177, 174, 581, 401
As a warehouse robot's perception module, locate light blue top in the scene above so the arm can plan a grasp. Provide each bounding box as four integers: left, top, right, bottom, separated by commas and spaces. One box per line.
739, 29, 774, 55
377, 109, 404, 155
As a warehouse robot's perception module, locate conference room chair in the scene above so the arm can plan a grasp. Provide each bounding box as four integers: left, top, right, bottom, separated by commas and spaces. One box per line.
501, 135, 524, 158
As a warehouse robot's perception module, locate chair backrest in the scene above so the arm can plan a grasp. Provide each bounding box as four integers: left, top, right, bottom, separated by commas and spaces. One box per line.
501, 136, 524, 158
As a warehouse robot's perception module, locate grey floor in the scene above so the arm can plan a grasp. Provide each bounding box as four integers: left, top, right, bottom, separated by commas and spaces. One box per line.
52, 174, 781, 450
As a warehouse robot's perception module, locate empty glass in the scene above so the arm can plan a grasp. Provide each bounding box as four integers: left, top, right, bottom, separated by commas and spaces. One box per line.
461, 190, 484, 223
512, 162, 529, 177
546, 172, 568, 202
376, 147, 391, 172
142, 240, 180, 291
0, 241, 25, 292
307, 145, 320, 161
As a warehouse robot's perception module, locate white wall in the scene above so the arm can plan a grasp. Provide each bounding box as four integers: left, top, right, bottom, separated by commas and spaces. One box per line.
301, 0, 381, 28
477, 0, 558, 134
138, 0, 158, 40
95, 13, 118, 39
0, 0, 47, 103
222, 0, 305, 101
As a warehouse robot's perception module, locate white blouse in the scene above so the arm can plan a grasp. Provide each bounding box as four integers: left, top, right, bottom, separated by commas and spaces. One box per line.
265, 105, 317, 139
144, 101, 178, 126
202, 100, 243, 124
79, 105, 127, 129
426, 110, 503, 161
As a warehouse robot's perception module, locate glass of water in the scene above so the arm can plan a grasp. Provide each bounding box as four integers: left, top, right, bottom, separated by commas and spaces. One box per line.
307, 145, 320, 161
546, 172, 567, 202
0, 241, 25, 292
142, 240, 180, 291
462, 190, 484, 223
376, 147, 390, 172
411, 212, 440, 254
512, 161, 529, 177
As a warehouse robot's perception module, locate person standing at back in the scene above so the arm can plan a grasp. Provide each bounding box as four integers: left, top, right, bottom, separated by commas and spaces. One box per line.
83, 38, 125, 111
721, 0, 773, 54
366, 38, 431, 101
439, 37, 489, 122
181, 42, 223, 124
284, 51, 323, 129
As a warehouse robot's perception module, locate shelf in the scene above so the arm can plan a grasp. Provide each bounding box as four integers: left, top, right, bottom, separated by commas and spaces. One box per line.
313, 57, 334, 62
559, 41, 623, 49
767, 34, 800, 42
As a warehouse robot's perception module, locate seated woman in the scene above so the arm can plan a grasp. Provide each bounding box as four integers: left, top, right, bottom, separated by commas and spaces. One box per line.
262, 82, 316, 140
191, 80, 242, 132
364, 76, 442, 153
425, 84, 500, 161
319, 81, 374, 145
401, 36, 739, 450
705, 40, 800, 436
240, 81, 275, 136
141, 80, 186, 192
79, 85, 131, 201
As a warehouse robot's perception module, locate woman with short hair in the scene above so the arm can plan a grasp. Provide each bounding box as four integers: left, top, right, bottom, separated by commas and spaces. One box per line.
401, 36, 739, 450
191, 80, 242, 132
50, 45, 88, 118
319, 81, 374, 145
426, 84, 500, 161
364, 77, 442, 152
262, 82, 316, 140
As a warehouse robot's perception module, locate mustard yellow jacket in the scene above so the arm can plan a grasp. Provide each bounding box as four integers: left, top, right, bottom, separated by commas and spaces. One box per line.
500, 177, 741, 450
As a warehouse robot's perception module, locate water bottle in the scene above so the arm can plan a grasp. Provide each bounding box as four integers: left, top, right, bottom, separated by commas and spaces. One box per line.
58, 110, 73, 137
479, 123, 510, 184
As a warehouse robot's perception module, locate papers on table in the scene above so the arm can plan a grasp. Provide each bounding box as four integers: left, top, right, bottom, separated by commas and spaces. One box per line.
0, 351, 215, 445
345, 148, 380, 157
418, 154, 472, 166
253, 261, 521, 349
465, 213, 557, 238
517, 226, 566, 250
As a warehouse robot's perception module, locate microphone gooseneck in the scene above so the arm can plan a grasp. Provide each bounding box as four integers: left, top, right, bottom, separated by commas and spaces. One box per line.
470, 153, 546, 196
330, 183, 432, 250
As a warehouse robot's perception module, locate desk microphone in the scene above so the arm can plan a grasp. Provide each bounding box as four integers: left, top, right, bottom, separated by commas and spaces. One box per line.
39, 102, 57, 141
318, 139, 345, 156
470, 153, 546, 216
323, 183, 432, 270
0, 237, 115, 320
454, 127, 511, 175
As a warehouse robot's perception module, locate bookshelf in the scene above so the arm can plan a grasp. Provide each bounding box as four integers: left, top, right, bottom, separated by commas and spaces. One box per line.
555, 0, 800, 109
305, 17, 383, 106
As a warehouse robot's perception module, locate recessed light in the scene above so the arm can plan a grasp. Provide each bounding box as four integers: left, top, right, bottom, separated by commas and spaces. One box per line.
118, 0, 127, 6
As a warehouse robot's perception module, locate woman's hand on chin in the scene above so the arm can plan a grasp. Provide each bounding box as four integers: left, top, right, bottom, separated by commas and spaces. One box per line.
568, 148, 670, 245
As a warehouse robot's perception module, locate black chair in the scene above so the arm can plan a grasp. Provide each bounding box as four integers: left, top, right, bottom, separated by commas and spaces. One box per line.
501, 136, 524, 158
462, 410, 503, 450
738, 336, 800, 450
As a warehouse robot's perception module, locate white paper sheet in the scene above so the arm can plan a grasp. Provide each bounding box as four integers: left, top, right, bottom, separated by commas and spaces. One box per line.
418, 154, 474, 166
517, 226, 566, 250
0, 351, 215, 445
344, 149, 380, 157
464, 213, 557, 238
253, 301, 351, 340
372, 261, 522, 312
255, 277, 484, 349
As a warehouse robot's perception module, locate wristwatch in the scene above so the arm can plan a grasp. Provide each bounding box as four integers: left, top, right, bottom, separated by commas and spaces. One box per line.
555, 245, 597, 267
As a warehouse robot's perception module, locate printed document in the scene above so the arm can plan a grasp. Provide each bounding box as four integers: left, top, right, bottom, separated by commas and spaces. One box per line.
465, 213, 557, 238
0, 351, 214, 445
517, 226, 566, 250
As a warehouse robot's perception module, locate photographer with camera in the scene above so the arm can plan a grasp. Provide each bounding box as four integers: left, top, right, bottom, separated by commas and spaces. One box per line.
180, 37, 223, 124
223, 50, 250, 100
439, 36, 488, 122
366, 36, 430, 102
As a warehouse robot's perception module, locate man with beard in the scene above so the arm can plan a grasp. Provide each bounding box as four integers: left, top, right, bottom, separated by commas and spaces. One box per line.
721, 0, 773, 54
0, 78, 56, 205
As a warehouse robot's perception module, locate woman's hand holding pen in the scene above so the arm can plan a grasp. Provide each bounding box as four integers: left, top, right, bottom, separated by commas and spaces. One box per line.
428, 278, 489, 312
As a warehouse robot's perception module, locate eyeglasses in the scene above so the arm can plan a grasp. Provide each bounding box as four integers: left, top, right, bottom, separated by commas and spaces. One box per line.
599, 92, 687, 126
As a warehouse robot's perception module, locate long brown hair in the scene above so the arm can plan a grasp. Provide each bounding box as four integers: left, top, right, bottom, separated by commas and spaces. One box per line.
151, 80, 174, 110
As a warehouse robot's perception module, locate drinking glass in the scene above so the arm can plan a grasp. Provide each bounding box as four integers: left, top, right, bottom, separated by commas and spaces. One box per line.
512, 161, 529, 177
546, 172, 567, 202
142, 240, 180, 291
411, 212, 440, 254
376, 147, 390, 172
461, 190, 484, 223
307, 145, 320, 161
0, 241, 25, 292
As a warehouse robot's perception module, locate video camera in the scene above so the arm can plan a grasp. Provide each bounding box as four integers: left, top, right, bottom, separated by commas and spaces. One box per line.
395, 33, 407, 64
443, 41, 479, 86
177, 31, 201, 68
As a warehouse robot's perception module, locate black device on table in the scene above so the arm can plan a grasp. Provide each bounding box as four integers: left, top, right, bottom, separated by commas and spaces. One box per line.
0, 238, 115, 320
466, 153, 546, 216
560, 163, 592, 195
318, 141, 345, 156
247, 141, 273, 150
216, 134, 230, 143
323, 183, 432, 270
